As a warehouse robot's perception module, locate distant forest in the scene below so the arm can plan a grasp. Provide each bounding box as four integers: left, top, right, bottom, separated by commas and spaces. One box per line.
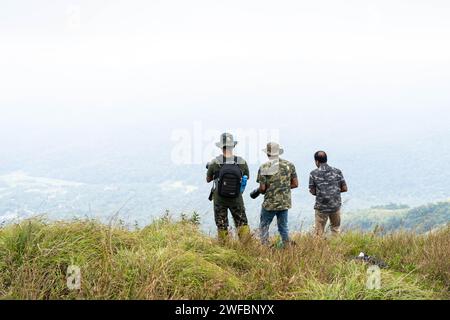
346, 202, 450, 233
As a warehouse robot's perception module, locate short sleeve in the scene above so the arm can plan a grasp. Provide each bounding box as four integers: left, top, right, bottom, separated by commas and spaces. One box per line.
338, 170, 347, 187
309, 173, 315, 189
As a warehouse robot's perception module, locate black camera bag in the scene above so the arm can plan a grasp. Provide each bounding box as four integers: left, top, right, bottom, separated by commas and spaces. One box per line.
217, 156, 242, 198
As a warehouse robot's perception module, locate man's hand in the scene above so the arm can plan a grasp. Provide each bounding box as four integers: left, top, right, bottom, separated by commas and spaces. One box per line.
206, 176, 213, 183
309, 187, 317, 196
340, 183, 348, 193
259, 183, 268, 194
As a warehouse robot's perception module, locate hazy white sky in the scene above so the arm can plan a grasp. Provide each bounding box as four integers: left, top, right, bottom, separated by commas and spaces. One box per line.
0, 0, 449, 144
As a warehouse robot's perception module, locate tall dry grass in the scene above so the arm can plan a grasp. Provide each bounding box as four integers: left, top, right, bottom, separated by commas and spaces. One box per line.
0, 216, 448, 300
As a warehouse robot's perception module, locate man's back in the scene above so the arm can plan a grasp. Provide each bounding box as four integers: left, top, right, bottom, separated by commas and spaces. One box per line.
309, 164, 346, 213
257, 158, 297, 211
207, 155, 249, 206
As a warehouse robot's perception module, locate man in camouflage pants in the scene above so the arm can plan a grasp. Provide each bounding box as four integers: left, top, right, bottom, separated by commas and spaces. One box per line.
206, 133, 251, 242
257, 142, 298, 246
309, 151, 348, 236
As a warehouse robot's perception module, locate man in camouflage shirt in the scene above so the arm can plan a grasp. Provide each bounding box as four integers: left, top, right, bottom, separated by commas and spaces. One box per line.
207, 133, 251, 242
309, 151, 348, 236
257, 142, 298, 245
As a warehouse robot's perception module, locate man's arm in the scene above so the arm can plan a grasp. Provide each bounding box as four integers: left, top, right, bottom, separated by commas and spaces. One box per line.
242, 160, 250, 180
259, 182, 267, 194
290, 164, 299, 189
339, 170, 348, 193
309, 174, 316, 195
206, 162, 215, 183
291, 177, 299, 189
340, 181, 348, 193
257, 167, 267, 194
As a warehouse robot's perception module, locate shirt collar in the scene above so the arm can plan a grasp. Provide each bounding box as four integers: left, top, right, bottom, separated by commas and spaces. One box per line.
319, 163, 330, 170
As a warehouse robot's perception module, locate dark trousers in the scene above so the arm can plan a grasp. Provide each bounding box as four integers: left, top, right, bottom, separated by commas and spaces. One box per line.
214, 202, 248, 230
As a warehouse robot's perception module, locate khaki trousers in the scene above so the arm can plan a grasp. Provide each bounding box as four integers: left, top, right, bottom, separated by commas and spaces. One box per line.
315, 209, 341, 236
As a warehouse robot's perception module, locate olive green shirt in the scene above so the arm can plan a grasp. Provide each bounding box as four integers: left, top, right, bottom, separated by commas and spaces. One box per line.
207, 155, 250, 206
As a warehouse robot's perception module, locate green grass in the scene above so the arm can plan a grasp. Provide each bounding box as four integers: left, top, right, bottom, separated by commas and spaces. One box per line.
0, 216, 448, 300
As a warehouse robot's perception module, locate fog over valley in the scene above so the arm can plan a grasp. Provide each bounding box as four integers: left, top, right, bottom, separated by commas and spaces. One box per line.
1, 1, 449, 231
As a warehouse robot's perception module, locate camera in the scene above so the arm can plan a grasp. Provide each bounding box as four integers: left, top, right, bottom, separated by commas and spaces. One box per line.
250, 188, 261, 199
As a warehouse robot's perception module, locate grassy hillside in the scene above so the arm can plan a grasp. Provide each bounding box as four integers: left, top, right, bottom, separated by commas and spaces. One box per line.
0, 216, 448, 300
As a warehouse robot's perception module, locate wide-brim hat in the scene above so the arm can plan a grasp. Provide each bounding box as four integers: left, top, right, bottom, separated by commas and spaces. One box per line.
215, 133, 238, 148
263, 142, 284, 156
